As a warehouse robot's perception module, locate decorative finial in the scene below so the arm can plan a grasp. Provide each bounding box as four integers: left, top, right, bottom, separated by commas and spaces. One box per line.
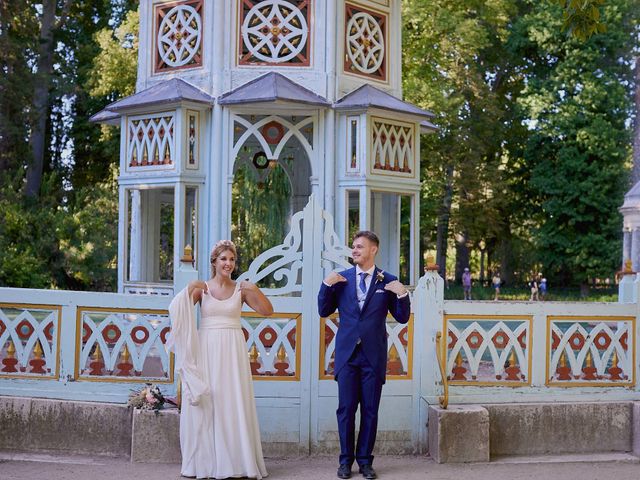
425, 254, 439, 272
181, 244, 194, 263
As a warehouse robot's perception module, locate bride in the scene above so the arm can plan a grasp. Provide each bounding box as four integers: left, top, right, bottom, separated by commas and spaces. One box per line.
168, 240, 272, 479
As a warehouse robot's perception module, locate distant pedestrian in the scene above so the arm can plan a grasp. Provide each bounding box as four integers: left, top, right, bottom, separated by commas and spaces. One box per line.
529, 277, 539, 301
539, 278, 547, 300
492, 273, 501, 301
462, 267, 472, 300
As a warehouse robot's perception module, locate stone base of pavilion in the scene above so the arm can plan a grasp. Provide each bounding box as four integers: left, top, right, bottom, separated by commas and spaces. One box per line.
2, 396, 640, 463
428, 401, 640, 463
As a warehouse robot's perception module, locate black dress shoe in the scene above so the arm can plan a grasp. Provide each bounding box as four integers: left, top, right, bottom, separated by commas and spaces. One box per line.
337, 464, 352, 479
359, 464, 377, 479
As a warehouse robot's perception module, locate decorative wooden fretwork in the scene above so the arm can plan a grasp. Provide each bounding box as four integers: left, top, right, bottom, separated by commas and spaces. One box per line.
186, 110, 199, 169
243, 313, 300, 379
371, 118, 415, 176
346, 116, 360, 173
344, 3, 387, 81
238, 0, 311, 66
155, 0, 203, 73
547, 316, 634, 386
444, 315, 532, 386
320, 314, 413, 380
127, 114, 175, 169
0, 304, 61, 379
76, 308, 173, 382
232, 114, 314, 164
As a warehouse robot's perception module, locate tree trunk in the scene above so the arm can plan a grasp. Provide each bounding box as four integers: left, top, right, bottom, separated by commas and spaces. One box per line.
24, 0, 56, 198
455, 231, 470, 284
632, 56, 640, 187
498, 229, 514, 286
479, 248, 486, 285
435, 164, 454, 280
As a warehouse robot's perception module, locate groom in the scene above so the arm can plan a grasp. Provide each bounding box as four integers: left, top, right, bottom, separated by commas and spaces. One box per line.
318, 231, 410, 479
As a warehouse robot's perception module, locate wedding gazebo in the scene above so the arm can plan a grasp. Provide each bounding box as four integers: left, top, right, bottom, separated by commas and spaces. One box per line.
91, 0, 436, 295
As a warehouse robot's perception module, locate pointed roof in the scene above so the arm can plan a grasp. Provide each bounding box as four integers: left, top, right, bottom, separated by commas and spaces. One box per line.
218, 72, 330, 107
335, 84, 436, 121
88, 108, 120, 125
101, 78, 214, 114
620, 180, 640, 212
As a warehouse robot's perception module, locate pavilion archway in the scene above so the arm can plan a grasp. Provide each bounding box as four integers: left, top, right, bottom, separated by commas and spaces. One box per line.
230, 113, 315, 278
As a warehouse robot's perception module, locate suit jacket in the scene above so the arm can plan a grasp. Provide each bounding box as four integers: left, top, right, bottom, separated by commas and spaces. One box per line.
317, 266, 411, 383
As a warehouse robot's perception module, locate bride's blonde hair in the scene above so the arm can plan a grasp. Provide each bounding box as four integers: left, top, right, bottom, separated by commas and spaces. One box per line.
210, 240, 237, 277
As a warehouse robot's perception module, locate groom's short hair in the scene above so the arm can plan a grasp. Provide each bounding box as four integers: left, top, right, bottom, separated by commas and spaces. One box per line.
353, 230, 379, 247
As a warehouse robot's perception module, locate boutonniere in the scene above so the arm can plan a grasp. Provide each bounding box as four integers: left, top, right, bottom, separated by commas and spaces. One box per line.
376, 270, 385, 283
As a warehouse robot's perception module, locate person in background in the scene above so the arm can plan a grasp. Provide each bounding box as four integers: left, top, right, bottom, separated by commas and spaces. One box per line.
539, 277, 547, 300
462, 267, 472, 300
529, 276, 539, 301
492, 273, 501, 301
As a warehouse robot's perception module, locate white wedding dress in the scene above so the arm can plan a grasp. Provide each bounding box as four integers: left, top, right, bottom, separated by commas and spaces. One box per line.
175, 283, 267, 479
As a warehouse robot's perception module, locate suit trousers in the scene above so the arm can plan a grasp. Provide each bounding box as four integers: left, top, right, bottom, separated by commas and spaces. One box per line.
336, 343, 384, 466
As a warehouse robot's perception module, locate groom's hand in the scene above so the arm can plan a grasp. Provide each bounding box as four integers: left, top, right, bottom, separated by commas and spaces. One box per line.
384, 280, 408, 296
324, 272, 347, 287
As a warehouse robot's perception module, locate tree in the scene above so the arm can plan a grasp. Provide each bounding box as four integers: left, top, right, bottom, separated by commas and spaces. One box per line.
403, 0, 526, 283
512, 0, 636, 290
0, 1, 38, 179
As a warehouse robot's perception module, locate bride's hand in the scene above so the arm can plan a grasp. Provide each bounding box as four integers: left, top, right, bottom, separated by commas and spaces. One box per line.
188, 280, 208, 293
239, 281, 257, 293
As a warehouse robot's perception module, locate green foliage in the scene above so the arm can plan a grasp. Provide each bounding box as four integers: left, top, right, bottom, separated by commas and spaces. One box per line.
0, 171, 118, 291
0, 0, 39, 177
231, 162, 292, 282
554, 0, 608, 39
512, 0, 635, 284
89, 9, 138, 99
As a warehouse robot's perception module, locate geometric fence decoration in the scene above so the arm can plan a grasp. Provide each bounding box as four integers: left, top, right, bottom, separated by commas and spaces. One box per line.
238, 0, 311, 66
242, 313, 301, 380
444, 315, 532, 386
344, 2, 387, 81
371, 118, 415, 176
75, 307, 173, 383
0, 303, 61, 379
127, 114, 175, 169
154, 0, 203, 73
547, 316, 635, 387
320, 314, 413, 380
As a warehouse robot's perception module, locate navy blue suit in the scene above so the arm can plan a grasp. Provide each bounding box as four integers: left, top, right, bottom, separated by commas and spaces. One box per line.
318, 266, 411, 467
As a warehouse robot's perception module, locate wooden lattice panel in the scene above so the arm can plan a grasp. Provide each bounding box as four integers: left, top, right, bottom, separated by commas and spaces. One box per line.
370, 117, 415, 176
75, 308, 173, 382
547, 316, 635, 387
344, 2, 387, 81
238, 0, 312, 66
154, 0, 203, 73
242, 313, 301, 380
444, 315, 532, 386
0, 304, 61, 379
127, 114, 175, 169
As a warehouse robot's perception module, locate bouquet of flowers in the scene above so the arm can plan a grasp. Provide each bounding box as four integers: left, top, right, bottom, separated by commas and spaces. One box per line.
127, 383, 165, 413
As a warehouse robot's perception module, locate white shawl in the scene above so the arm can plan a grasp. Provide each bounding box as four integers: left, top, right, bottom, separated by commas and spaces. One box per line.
166, 286, 209, 405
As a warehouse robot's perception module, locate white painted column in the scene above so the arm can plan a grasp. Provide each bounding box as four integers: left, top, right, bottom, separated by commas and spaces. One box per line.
117, 185, 127, 293
415, 269, 444, 452
632, 228, 640, 272
623, 229, 632, 263
129, 189, 142, 282
324, 111, 336, 217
